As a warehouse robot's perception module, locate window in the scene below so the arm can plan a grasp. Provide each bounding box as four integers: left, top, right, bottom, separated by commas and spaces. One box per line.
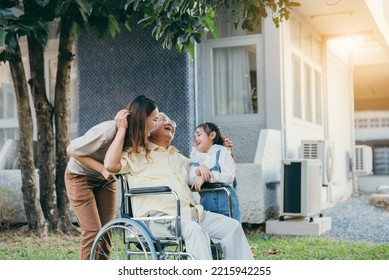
203, 18, 264, 123
212, 45, 257, 116
382, 117, 389, 127
292, 55, 302, 118
304, 63, 313, 122
315, 70, 323, 125
0, 50, 79, 151
290, 16, 323, 126
374, 147, 389, 175
0, 63, 18, 149
0, 80, 15, 119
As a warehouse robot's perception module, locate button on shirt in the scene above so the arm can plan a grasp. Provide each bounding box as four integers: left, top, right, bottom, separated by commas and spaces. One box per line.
119, 143, 203, 221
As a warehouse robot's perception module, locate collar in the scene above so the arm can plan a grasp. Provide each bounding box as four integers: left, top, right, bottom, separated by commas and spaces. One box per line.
150, 142, 178, 153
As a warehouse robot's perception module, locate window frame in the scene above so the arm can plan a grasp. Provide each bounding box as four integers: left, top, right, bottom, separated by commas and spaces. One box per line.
203, 35, 265, 124
289, 16, 324, 127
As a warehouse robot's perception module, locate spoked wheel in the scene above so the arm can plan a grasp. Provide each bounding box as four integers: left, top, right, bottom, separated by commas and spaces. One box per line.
90, 218, 158, 260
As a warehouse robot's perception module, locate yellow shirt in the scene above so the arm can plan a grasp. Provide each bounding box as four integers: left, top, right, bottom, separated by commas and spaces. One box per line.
119, 143, 203, 221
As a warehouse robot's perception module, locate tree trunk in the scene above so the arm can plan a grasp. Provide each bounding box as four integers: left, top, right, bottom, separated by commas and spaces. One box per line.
26, 34, 59, 232
7, 36, 48, 238
54, 13, 76, 233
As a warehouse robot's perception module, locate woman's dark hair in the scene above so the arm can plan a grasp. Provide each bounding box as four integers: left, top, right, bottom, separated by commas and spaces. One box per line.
195, 122, 224, 145
123, 95, 157, 157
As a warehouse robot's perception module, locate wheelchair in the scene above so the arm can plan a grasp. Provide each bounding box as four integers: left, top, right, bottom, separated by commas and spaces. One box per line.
89, 175, 233, 260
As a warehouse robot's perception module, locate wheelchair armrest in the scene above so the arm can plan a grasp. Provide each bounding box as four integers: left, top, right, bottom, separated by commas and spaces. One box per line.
197, 183, 234, 219
128, 186, 171, 195
201, 182, 229, 189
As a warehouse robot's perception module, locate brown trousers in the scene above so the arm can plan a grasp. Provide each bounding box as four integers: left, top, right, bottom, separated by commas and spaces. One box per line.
65, 169, 116, 260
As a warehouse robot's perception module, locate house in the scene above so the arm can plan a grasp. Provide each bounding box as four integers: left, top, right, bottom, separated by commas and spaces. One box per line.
1, 0, 388, 224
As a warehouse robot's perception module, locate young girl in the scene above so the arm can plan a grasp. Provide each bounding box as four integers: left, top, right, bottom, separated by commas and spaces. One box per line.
188, 122, 241, 222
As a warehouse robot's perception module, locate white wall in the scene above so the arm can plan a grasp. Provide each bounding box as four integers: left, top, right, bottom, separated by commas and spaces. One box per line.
325, 49, 354, 201
278, 14, 355, 204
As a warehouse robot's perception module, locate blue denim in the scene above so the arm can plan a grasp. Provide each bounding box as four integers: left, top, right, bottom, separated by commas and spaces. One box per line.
200, 186, 241, 222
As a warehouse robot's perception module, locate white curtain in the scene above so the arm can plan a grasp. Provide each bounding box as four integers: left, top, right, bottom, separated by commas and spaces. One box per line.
213, 46, 253, 116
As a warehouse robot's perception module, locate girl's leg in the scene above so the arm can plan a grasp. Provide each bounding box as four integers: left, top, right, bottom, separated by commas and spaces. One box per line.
200, 191, 218, 212
206, 187, 241, 222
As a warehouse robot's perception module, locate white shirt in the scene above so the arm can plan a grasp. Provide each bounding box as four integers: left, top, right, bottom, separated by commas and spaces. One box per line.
66, 120, 116, 176
188, 144, 235, 186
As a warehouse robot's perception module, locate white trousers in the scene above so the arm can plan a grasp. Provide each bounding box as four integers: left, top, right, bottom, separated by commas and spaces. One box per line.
180, 211, 254, 260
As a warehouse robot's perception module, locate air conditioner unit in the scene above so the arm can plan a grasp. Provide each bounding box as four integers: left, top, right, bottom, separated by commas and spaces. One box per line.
354, 145, 373, 175
302, 140, 334, 186
280, 159, 322, 218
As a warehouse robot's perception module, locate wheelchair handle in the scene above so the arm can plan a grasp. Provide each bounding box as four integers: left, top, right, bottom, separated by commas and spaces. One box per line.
98, 178, 116, 189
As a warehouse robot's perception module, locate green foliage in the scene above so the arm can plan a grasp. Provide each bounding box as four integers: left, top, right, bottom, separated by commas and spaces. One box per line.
0, 0, 301, 61
211, 0, 301, 30
126, 0, 215, 57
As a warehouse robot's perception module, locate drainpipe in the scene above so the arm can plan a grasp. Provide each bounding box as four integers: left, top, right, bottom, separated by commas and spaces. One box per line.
348, 44, 360, 197
322, 37, 332, 203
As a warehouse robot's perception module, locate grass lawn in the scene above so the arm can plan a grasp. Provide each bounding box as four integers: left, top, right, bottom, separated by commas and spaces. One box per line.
1, 224, 389, 260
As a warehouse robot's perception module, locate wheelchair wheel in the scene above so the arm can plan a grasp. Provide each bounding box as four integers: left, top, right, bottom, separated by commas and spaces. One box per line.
90, 218, 158, 260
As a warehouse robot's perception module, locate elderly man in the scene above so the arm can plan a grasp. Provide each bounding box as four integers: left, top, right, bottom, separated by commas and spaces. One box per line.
104, 112, 253, 260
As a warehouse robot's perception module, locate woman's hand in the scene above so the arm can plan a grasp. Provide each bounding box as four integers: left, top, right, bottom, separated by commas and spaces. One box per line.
100, 167, 117, 180
114, 109, 130, 129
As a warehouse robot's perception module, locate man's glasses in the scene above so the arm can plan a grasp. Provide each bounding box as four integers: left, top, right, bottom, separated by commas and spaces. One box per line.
158, 116, 177, 128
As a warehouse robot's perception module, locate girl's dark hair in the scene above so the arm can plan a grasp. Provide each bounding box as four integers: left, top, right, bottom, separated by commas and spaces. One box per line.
123, 95, 157, 157
196, 122, 224, 145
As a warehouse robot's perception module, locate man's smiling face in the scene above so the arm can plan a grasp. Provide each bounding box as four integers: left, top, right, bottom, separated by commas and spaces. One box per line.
149, 113, 176, 147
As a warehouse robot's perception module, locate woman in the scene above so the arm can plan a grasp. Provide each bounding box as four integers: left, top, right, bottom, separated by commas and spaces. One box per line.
65, 95, 159, 260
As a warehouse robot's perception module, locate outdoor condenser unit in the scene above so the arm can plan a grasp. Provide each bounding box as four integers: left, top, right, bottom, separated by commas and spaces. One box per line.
302, 140, 334, 186
354, 145, 373, 175
280, 159, 322, 218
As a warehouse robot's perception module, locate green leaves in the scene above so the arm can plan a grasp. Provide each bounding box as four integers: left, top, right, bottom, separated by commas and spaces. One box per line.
271, 0, 301, 28
129, 0, 215, 58
35, 0, 51, 7
0, 0, 300, 61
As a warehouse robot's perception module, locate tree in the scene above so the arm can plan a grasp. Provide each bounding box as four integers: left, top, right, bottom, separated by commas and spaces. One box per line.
0, 0, 300, 236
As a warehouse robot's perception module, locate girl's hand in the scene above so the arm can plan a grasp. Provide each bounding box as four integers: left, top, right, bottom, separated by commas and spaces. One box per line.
191, 177, 205, 192
114, 109, 130, 129
196, 165, 212, 182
